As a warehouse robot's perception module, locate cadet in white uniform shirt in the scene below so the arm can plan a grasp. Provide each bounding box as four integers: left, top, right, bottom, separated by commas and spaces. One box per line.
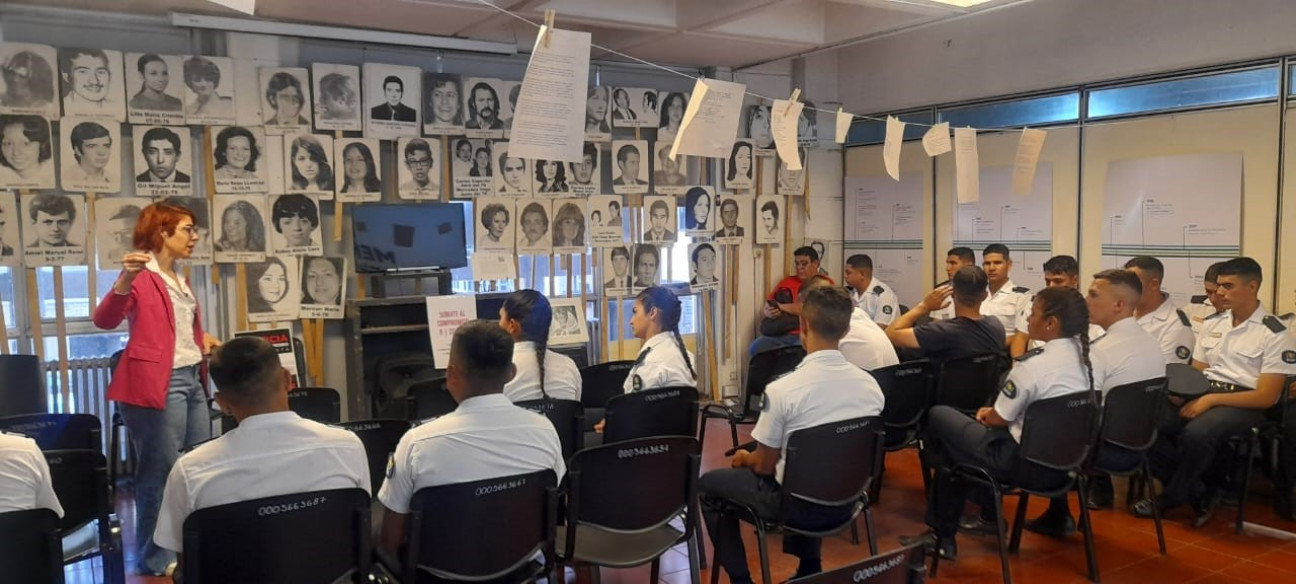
808, 273, 899, 370
153, 337, 370, 556
903, 287, 1103, 560
1138, 258, 1296, 527
1010, 255, 1105, 357
979, 244, 1033, 339
1125, 256, 1196, 364
699, 286, 885, 583
843, 254, 901, 326
379, 321, 565, 556
622, 286, 697, 393
1183, 262, 1226, 338
498, 290, 582, 402
0, 431, 63, 516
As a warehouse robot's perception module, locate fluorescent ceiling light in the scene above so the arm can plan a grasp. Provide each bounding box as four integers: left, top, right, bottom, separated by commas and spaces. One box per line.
170, 12, 518, 55
921, 0, 998, 6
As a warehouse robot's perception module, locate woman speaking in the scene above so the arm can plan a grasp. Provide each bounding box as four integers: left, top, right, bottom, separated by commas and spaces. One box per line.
92, 202, 219, 577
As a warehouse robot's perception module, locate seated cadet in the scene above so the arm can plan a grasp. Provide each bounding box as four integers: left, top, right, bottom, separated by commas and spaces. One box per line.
1124, 256, 1196, 365
0, 431, 63, 517
1025, 269, 1164, 535
843, 254, 900, 326
815, 275, 900, 371
379, 320, 566, 556
749, 246, 831, 357
1184, 262, 1226, 338
901, 287, 1103, 559
930, 247, 976, 321
979, 244, 1033, 341
699, 286, 885, 582
886, 266, 1006, 370
1138, 257, 1296, 527
498, 289, 582, 402
153, 337, 371, 562
1009, 255, 1104, 357
622, 286, 697, 393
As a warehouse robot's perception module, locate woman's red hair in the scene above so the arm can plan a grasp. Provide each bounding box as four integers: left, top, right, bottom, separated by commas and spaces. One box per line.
133, 202, 195, 253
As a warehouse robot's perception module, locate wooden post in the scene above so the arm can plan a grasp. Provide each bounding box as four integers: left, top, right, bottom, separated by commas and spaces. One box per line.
86, 193, 98, 311
704, 292, 719, 401
53, 267, 70, 408
203, 127, 220, 288
333, 131, 345, 241
441, 136, 451, 203
235, 264, 248, 331
355, 274, 367, 299
26, 267, 43, 363
0, 282, 9, 354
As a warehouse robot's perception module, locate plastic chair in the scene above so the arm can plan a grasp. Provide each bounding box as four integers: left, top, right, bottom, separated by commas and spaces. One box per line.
934, 353, 1006, 414
0, 353, 45, 417
1229, 375, 1294, 534
515, 398, 585, 461
579, 361, 635, 410
180, 488, 371, 583
603, 386, 700, 444
406, 377, 458, 422
786, 541, 926, 584
869, 361, 935, 502
45, 449, 126, 584
710, 416, 884, 584
0, 508, 64, 583
1092, 377, 1169, 553
287, 387, 342, 424
0, 413, 102, 451
557, 436, 702, 584
700, 345, 805, 455
337, 419, 410, 494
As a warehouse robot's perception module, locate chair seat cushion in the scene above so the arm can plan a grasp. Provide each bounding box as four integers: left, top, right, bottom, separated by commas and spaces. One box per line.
557, 523, 684, 568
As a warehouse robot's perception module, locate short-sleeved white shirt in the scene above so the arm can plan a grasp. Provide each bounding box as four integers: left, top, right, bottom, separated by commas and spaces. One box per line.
984, 279, 1032, 337
153, 411, 370, 551
378, 394, 565, 515
839, 307, 900, 371
1183, 299, 1221, 339
503, 341, 582, 402
1028, 323, 1105, 351
1091, 317, 1166, 393
1136, 294, 1197, 365
994, 338, 1105, 443
1194, 305, 1296, 389
851, 278, 901, 326
0, 432, 63, 517
750, 350, 886, 483
623, 332, 696, 393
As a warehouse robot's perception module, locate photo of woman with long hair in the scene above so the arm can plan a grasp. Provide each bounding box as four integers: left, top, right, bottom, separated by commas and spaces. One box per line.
287, 134, 334, 194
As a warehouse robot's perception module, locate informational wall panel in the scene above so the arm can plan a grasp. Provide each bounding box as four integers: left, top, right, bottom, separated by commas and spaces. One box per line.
953, 164, 1054, 285
844, 173, 923, 305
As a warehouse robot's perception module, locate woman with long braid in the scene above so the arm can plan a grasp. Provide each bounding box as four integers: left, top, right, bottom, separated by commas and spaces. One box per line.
902, 287, 1108, 560
498, 290, 582, 402
623, 286, 697, 393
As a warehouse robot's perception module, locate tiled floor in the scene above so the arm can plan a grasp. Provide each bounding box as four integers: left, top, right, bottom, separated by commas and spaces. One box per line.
67, 419, 1296, 583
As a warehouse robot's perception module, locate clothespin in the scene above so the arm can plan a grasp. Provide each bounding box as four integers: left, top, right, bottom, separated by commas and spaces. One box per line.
783, 88, 801, 116
542, 10, 556, 48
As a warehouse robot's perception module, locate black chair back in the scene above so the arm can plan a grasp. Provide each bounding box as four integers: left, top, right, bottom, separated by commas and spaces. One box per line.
579, 361, 635, 409
744, 345, 807, 416
337, 419, 409, 493
1166, 362, 1210, 397
181, 488, 371, 583
874, 361, 934, 431
0, 413, 102, 451
292, 337, 309, 386
1019, 392, 1099, 472
407, 377, 458, 421
287, 387, 342, 424
603, 386, 699, 444
1100, 378, 1168, 452
788, 541, 926, 584
567, 436, 700, 533
936, 353, 1006, 414
0, 354, 44, 417
44, 449, 111, 534
781, 417, 884, 511
406, 470, 557, 582
515, 398, 585, 461
0, 509, 63, 583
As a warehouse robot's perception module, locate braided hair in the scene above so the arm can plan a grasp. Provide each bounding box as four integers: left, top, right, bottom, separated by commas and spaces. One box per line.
501, 290, 553, 398
636, 286, 697, 380
1034, 287, 1094, 396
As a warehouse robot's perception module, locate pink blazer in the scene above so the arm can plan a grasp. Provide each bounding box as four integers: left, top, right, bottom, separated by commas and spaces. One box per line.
93, 270, 206, 410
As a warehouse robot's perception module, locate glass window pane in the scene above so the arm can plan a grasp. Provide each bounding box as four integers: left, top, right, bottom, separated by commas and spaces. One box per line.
1088, 66, 1279, 119
42, 331, 128, 361
37, 266, 91, 320
0, 267, 14, 330
938, 92, 1080, 129
845, 111, 934, 146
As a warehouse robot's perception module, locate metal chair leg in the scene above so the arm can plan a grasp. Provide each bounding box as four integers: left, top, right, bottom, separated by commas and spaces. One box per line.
650, 558, 661, 583
687, 531, 702, 584
693, 508, 708, 570
1008, 492, 1029, 554
1077, 477, 1101, 582
864, 506, 878, 555
992, 482, 1013, 584
729, 421, 740, 451
1237, 433, 1258, 535
849, 518, 860, 545
755, 524, 772, 584
1143, 460, 1166, 555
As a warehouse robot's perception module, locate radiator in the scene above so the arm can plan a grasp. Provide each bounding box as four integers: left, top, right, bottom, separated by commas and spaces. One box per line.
42, 357, 114, 454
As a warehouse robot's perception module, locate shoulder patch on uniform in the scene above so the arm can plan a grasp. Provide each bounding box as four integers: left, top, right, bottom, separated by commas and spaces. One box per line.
759, 393, 770, 412
1013, 286, 1030, 293
882, 305, 893, 315
1175, 345, 1190, 360
873, 285, 884, 294
1284, 350, 1296, 364
385, 453, 395, 479
1264, 315, 1287, 333
1190, 295, 1208, 304
1176, 309, 1191, 327
1015, 347, 1044, 362
632, 374, 643, 391
1002, 380, 1018, 399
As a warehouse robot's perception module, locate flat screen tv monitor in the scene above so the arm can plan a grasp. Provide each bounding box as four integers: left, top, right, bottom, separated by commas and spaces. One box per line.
352, 203, 467, 273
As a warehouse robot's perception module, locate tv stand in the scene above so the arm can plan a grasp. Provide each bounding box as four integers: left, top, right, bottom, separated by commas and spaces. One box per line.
361, 269, 452, 298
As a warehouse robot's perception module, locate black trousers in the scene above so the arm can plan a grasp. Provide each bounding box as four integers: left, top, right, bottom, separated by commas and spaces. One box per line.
1149, 398, 1265, 506
699, 468, 852, 581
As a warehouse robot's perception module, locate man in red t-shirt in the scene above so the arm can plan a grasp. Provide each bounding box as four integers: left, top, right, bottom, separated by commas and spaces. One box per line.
749, 246, 832, 356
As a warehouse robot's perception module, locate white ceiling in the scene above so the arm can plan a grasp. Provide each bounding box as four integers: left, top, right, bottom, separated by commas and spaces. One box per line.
10, 0, 1030, 68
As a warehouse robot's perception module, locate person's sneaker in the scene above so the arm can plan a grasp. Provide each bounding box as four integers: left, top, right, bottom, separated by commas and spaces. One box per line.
1086, 487, 1114, 510
957, 514, 999, 536
899, 531, 957, 561
1132, 497, 1171, 519
1192, 490, 1223, 529
1023, 512, 1077, 538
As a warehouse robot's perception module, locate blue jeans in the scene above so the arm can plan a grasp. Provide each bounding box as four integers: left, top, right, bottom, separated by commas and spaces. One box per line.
748, 334, 802, 358
119, 364, 209, 574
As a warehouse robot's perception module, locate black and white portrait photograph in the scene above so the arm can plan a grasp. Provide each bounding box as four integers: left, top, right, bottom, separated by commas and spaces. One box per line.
157, 195, 213, 264
798, 100, 819, 147
0, 114, 55, 189
652, 141, 687, 195
725, 140, 755, 191
93, 196, 149, 269
423, 73, 464, 135
548, 297, 589, 345
210, 125, 268, 193
0, 191, 20, 266
551, 198, 586, 253
312, 63, 360, 132
450, 137, 491, 199
22, 192, 86, 267
397, 136, 441, 200
0, 43, 60, 119
334, 138, 383, 203
213, 194, 267, 263
300, 256, 347, 319
602, 245, 632, 294
689, 242, 720, 292
715, 195, 750, 245
532, 159, 570, 195
742, 103, 775, 153
584, 85, 611, 143
657, 91, 689, 140
475, 196, 514, 252
181, 55, 235, 125
284, 133, 335, 198
493, 142, 532, 197
259, 67, 312, 135
364, 63, 420, 140
684, 186, 715, 237
234, 58, 270, 127
269, 193, 322, 256
515, 197, 551, 254
133, 126, 193, 197
756, 194, 783, 245
568, 142, 600, 197
611, 87, 658, 129
777, 147, 808, 196
642, 195, 677, 245
245, 256, 299, 323
611, 140, 648, 194
462, 77, 507, 138
59, 118, 121, 194
587, 194, 623, 246
124, 53, 184, 125
632, 243, 660, 289
58, 47, 125, 121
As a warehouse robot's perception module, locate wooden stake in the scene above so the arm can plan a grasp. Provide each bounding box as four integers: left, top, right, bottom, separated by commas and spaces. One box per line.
203, 128, 221, 288
703, 291, 718, 401
440, 135, 451, 203
333, 131, 345, 241
53, 267, 69, 407
26, 267, 43, 370
0, 280, 9, 354
355, 274, 367, 299
235, 264, 248, 331
86, 193, 98, 311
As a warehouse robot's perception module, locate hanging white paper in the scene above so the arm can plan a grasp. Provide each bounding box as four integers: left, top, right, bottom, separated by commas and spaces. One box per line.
770, 99, 804, 171
507, 26, 592, 162
883, 116, 904, 181
834, 110, 853, 144
954, 127, 979, 204
669, 77, 747, 160
922, 122, 951, 156
1011, 128, 1048, 196
472, 251, 517, 281
425, 294, 477, 368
